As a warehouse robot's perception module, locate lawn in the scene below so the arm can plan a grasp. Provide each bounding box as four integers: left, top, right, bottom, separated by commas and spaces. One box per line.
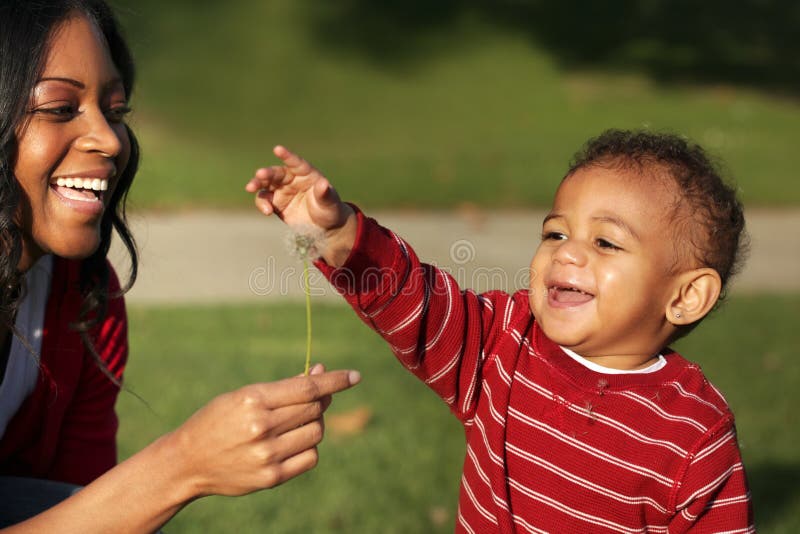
111, 0, 800, 211
118, 295, 800, 533
108, 2, 798, 531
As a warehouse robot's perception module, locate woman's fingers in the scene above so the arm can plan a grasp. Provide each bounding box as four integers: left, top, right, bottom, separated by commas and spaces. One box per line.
265, 419, 325, 464
307, 365, 334, 413
308, 362, 326, 375
167, 368, 358, 496
259, 421, 324, 486
258, 370, 361, 409
263, 399, 325, 437
258, 447, 321, 489
248, 420, 325, 488
228, 369, 357, 440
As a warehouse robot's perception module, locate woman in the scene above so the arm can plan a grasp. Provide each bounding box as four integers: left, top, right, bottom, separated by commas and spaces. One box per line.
0, 1, 360, 531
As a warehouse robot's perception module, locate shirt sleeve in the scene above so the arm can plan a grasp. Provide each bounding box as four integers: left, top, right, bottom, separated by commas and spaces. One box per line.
316, 209, 509, 421
668, 421, 754, 532
46, 265, 128, 485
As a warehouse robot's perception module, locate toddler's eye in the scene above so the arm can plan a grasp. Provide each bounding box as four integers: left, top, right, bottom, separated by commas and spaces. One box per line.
596, 238, 622, 251
542, 231, 567, 241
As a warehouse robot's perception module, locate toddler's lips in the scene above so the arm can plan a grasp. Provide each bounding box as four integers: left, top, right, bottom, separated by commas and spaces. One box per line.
547, 286, 594, 307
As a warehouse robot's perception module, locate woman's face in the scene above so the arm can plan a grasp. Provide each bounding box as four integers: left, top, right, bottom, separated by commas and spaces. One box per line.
13, 13, 130, 270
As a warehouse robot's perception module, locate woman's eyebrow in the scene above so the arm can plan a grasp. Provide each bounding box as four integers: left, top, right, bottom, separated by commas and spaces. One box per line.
38, 77, 85, 88
37, 77, 124, 92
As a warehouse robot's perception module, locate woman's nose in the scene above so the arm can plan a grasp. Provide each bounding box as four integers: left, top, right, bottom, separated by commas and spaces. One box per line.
73, 109, 123, 158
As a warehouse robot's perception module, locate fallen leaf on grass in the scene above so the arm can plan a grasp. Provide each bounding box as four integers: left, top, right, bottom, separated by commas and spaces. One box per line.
429, 506, 449, 527
327, 406, 372, 437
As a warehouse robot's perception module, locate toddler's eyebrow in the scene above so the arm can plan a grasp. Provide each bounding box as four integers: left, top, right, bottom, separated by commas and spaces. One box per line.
542, 213, 641, 241
592, 215, 641, 241
542, 213, 562, 226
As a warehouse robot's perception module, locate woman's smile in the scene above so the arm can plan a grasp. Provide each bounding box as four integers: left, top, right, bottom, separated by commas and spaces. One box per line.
48, 168, 113, 215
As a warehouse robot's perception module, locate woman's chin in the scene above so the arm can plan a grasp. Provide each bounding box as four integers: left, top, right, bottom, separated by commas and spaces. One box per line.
47, 233, 103, 261
20, 231, 100, 271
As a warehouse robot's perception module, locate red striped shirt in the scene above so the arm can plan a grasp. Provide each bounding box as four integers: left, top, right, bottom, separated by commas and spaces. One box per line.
319, 211, 754, 533
0, 259, 127, 485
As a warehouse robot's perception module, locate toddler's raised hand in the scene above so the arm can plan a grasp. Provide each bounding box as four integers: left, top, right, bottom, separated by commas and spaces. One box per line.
246, 146, 346, 229
246, 146, 357, 267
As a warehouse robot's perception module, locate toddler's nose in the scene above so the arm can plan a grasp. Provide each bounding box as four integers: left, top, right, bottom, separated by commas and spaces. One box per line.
552, 239, 588, 267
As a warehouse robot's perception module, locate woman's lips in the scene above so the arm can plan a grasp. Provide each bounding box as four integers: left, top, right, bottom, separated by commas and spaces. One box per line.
49, 183, 105, 215
54, 184, 99, 202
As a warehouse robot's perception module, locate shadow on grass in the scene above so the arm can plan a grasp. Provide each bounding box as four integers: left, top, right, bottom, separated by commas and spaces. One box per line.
305, 0, 800, 96
749, 461, 800, 529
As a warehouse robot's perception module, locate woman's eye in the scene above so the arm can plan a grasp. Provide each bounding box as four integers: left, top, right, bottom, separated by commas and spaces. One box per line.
596, 238, 622, 251
105, 106, 132, 123
34, 105, 76, 120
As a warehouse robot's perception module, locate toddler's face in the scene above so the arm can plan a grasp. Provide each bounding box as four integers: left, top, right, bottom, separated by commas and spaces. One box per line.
528, 165, 682, 360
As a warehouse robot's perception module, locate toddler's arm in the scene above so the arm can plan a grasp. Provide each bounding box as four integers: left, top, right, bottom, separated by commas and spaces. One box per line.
246, 147, 535, 422
244, 146, 357, 267
668, 424, 753, 531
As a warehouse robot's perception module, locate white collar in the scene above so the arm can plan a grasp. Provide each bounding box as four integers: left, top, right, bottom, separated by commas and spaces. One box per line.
559, 345, 667, 375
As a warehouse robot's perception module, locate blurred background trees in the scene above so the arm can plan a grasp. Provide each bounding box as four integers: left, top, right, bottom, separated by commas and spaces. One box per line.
112, 0, 799, 210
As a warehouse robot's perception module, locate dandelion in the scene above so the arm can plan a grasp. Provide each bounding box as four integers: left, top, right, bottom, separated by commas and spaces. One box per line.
287, 226, 324, 375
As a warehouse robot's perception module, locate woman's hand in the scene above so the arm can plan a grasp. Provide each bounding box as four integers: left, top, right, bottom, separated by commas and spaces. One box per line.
165, 364, 361, 497
7, 366, 361, 534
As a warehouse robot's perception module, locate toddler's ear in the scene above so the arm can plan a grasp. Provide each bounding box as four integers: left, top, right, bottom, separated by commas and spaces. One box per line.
666, 268, 722, 326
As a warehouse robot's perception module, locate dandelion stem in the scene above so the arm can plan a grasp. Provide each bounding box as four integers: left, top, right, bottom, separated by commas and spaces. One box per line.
303, 256, 312, 375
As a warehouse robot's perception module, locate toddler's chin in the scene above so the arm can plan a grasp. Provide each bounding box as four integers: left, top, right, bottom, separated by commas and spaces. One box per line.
536, 316, 586, 348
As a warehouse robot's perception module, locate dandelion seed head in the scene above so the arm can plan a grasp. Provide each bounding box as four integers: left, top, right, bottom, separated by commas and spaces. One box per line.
286, 225, 325, 261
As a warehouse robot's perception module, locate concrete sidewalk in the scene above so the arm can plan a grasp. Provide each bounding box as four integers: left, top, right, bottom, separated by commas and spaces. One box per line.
109, 209, 800, 305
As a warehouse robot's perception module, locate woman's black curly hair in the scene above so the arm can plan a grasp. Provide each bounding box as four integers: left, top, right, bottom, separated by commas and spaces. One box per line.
566, 129, 749, 336
0, 0, 139, 382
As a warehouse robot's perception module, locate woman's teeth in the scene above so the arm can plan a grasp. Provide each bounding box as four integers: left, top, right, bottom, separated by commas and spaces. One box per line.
54, 177, 108, 191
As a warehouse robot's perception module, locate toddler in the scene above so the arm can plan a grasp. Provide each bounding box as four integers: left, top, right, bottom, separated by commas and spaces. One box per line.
246, 130, 754, 532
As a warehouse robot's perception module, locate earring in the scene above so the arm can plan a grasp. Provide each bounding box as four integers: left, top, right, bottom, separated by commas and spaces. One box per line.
674, 312, 682, 319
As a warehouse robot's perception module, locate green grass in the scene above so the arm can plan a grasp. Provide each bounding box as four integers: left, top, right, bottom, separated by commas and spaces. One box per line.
118, 295, 800, 533
108, 0, 800, 211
